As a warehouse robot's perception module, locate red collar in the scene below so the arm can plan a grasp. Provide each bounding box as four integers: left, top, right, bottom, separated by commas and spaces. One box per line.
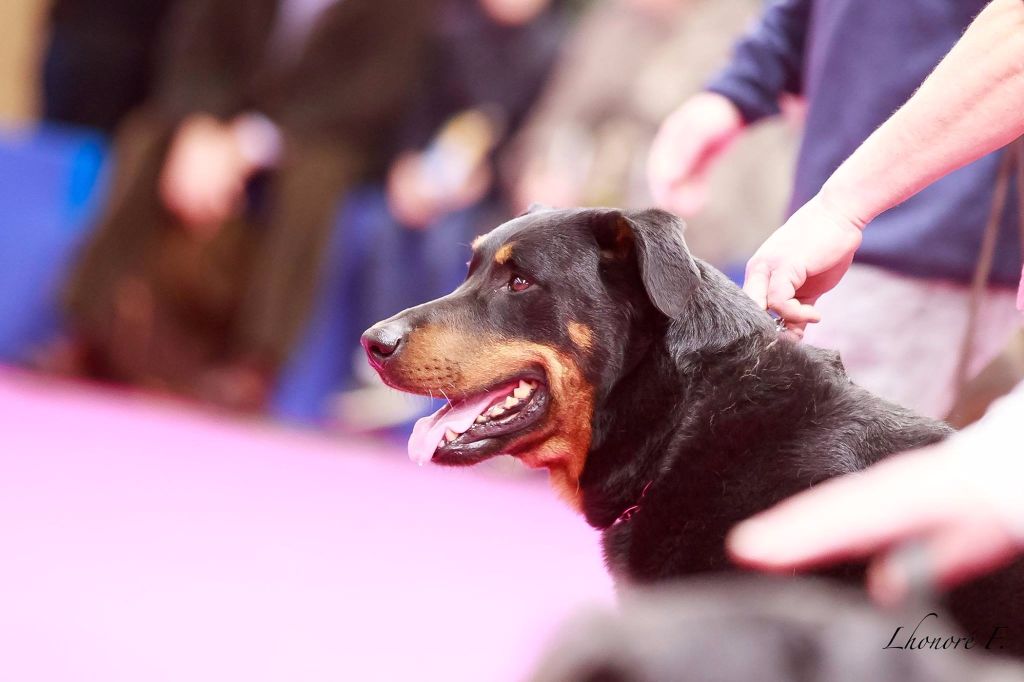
615, 481, 653, 524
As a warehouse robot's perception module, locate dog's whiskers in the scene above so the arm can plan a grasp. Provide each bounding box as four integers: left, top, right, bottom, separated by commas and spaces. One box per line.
445, 381, 460, 401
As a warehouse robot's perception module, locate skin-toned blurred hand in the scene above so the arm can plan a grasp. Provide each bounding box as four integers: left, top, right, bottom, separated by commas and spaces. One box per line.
159, 114, 254, 236
386, 150, 491, 230
647, 92, 745, 218
727, 437, 1023, 606
513, 165, 581, 214
479, 0, 549, 26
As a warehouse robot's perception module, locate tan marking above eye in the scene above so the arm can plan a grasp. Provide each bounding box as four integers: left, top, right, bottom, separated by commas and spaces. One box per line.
567, 322, 593, 351
494, 243, 515, 265
615, 218, 633, 248
601, 218, 634, 261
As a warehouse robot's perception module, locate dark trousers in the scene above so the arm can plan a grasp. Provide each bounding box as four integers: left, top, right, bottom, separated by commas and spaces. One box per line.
63, 112, 353, 392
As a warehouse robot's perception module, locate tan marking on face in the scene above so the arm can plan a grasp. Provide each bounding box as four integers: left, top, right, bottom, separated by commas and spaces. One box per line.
601, 217, 634, 261
567, 322, 593, 351
495, 243, 515, 265
615, 218, 632, 248
471, 235, 487, 250
393, 325, 594, 511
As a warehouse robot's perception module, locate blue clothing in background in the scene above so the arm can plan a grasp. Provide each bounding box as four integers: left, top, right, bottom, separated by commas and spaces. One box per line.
708, 0, 1022, 286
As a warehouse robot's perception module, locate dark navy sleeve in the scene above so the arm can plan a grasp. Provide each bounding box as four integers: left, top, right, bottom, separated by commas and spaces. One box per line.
705, 0, 812, 124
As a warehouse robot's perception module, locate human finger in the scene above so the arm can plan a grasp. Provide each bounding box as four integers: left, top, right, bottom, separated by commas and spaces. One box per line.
727, 448, 957, 571
867, 522, 1020, 606
742, 261, 771, 310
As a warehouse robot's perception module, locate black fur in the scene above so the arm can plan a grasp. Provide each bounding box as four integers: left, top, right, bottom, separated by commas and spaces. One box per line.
365, 207, 1024, 655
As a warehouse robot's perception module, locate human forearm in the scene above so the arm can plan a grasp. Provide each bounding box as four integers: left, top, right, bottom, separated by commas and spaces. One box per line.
821, 0, 1024, 228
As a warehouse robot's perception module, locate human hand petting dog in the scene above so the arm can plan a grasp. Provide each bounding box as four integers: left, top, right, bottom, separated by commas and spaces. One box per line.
728, 388, 1024, 606
741, 193, 864, 337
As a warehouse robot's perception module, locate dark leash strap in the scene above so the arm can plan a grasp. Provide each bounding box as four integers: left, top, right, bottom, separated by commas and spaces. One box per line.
951, 138, 1024, 402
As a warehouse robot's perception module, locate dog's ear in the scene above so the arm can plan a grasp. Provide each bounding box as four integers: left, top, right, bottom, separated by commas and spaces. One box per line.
521, 202, 554, 216
592, 208, 701, 318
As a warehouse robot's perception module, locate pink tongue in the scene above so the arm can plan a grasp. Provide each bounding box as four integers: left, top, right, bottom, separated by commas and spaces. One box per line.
407, 385, 513, 465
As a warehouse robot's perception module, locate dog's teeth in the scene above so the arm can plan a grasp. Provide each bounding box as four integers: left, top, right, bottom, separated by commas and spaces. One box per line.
490, 406, 505, 417
475, 415, 488, 424
445, 429, 458, 442
513, 381, 532, 399
504, 396, 519, 409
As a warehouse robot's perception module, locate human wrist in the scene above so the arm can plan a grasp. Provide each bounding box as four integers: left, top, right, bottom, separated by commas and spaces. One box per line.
816, 180, 875, 232
704, 80, 776, 126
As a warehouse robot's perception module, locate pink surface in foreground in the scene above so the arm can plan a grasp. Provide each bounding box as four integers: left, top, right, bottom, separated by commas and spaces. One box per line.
0, 370, 613, 681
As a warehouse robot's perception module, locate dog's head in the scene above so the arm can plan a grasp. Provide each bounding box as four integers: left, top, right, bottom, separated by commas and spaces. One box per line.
362, 207, 759, 506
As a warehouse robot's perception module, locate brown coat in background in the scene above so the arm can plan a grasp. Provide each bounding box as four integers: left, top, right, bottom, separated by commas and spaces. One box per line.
63, 0, 433, 405
505, 0, 796, 267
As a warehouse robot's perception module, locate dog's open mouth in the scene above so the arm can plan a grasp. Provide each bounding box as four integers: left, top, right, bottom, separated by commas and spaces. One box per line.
407, 376, 550, 465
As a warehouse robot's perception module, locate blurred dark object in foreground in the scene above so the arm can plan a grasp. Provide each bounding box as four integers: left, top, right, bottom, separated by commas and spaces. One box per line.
43, 0, 178, 133
531, 578, 1024, 682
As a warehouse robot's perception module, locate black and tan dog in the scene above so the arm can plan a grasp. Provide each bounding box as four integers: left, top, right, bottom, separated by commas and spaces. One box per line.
362, 207, 1023, 653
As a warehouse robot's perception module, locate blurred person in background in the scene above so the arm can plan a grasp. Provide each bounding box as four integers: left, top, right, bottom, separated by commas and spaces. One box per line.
649, 0, 1024, 419
42, 0, 178, 133
386, 0, 565, 234
57, 0, 433, 410
505, 0, 796, 269
337, 0, 566, 429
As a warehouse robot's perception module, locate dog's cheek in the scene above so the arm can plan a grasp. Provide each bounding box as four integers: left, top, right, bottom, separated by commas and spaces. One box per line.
435, 332, 596, 507
515, 343, 595, 511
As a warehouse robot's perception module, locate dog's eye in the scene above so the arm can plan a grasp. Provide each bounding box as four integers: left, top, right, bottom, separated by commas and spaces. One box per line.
507, 275, 532, 293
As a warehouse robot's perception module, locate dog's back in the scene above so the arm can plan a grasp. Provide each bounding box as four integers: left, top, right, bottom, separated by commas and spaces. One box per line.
595, 263, 1024, 655
593, 285, 950, 579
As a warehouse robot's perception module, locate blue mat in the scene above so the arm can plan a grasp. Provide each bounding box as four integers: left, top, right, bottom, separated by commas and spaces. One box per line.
0, 125, 108, 363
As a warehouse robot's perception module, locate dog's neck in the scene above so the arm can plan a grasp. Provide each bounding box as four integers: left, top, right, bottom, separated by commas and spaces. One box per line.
579, 341, 682, 528
579, 264, 776, 529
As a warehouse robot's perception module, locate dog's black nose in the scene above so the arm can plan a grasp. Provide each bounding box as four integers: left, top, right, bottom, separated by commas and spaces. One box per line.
361, 319, 409, 368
